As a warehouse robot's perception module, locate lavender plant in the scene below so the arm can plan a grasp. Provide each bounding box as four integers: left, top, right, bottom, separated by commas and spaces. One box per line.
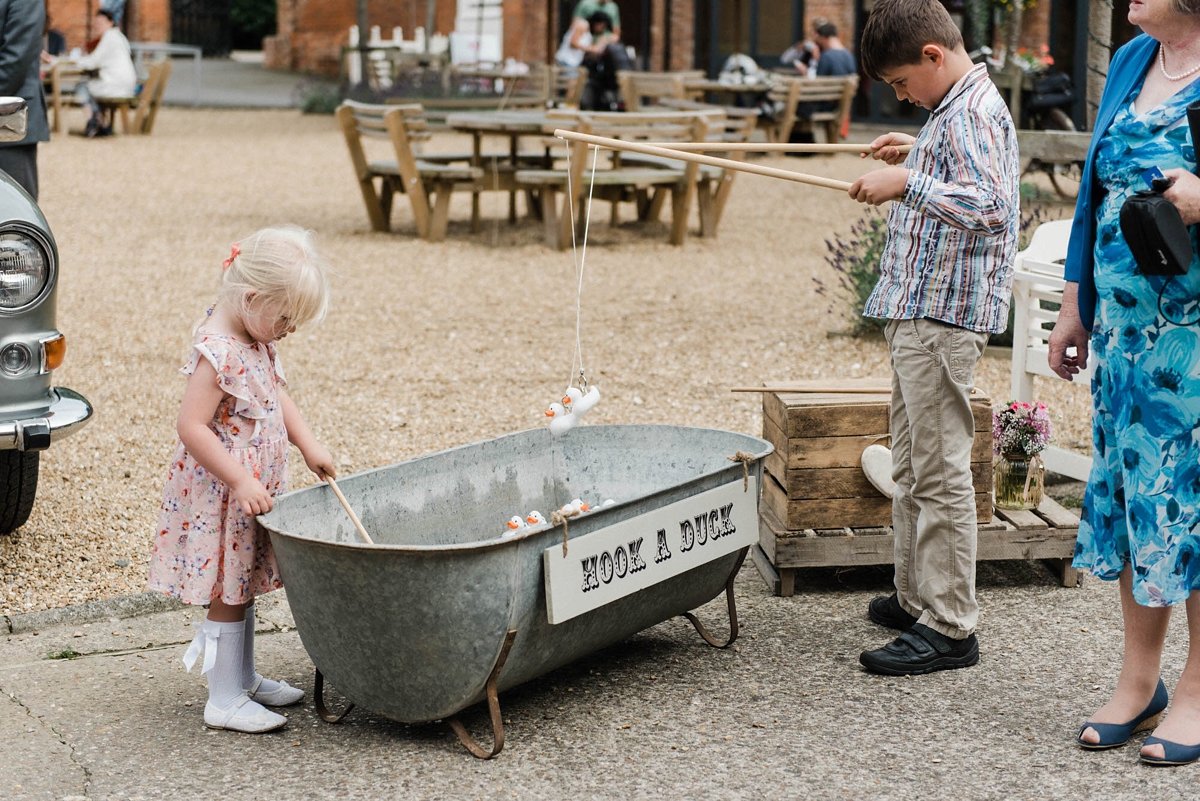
814, 209, 889, 335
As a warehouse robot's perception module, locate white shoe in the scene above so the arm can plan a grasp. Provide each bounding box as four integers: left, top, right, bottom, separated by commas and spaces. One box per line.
247, 674, 306, 707
861, 444, 896, 499
204, 694, 287, 733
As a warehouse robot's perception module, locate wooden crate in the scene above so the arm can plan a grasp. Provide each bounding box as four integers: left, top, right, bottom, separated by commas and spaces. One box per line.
760, 380, 994, 530
752, 498, 1081, 597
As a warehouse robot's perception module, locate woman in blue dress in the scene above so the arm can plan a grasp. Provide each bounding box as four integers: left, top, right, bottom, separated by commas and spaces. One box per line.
1050, 0, 1200, 766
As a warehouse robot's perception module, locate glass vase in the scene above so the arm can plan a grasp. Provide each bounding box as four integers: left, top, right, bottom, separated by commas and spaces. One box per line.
994, 452, 1044, 511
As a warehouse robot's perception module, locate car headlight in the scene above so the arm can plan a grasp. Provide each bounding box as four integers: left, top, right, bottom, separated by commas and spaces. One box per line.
0, 231, 49, 309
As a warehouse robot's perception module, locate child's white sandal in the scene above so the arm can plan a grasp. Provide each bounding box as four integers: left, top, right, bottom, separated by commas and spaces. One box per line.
204, 694, 287, 733
247, 674, 306, 707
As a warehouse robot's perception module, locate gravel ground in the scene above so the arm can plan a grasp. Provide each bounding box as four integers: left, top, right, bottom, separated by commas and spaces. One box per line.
0, 108, 1091, 615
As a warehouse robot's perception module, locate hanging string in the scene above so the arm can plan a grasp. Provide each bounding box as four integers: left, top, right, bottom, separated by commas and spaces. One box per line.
564, 143, 600, 393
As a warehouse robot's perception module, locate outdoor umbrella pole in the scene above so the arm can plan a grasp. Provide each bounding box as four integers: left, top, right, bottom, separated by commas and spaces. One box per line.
637, 142, 913, 154
552, 129, 855, 192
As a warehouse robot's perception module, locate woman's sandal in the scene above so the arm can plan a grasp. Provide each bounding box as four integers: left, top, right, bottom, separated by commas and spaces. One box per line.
1076, 678, 1169, 750
1141, 735, 1200, 766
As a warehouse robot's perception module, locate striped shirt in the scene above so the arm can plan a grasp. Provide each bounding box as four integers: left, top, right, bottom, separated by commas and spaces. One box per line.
862, 63, 1020, 334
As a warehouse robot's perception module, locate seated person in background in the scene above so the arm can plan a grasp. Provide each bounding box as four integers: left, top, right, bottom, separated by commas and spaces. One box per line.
779, 16, 827, 72
571, 0, 621, 42
559, 11, 631, 111
788, 22, 858, 154
808, 22, 856, 77
73, 9, 137, 137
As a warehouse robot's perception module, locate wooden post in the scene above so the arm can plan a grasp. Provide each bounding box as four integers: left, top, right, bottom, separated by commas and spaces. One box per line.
1087, 0, 1112, 130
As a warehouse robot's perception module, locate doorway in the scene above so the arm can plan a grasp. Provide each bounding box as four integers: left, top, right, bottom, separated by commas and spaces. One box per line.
694, 0, 804, 76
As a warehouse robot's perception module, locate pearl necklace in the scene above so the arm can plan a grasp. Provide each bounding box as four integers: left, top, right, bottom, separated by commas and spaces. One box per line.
1159, 43, 1200, 81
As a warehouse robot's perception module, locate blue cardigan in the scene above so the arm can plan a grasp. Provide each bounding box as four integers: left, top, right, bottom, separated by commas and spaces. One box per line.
1063, 34, 1159, 332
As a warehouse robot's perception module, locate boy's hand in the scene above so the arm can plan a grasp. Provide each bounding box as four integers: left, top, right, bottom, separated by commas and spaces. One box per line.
849, 167, 909, 206
1162, 169, 1200, 225
863, 132, 915, 165
231, 475, 274, 516
303, 443, 337, 481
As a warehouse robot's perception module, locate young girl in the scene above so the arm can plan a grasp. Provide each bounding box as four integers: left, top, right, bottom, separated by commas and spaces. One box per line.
147, 225, 334, 734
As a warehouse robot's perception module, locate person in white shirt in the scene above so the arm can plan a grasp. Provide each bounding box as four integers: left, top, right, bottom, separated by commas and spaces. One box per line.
75, 9, 137, 137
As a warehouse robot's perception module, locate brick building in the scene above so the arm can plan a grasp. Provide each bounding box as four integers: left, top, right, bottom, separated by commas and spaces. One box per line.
45, 0, 168, 51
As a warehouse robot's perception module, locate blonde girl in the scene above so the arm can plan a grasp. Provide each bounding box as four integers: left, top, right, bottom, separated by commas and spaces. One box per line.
147, 225, 334, 733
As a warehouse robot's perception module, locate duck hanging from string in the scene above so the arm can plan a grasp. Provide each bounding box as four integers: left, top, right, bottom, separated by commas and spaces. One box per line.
545, 143, 603, 435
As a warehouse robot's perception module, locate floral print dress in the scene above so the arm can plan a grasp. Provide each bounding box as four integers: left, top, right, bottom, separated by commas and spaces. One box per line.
147, 330, 289, 605
1073, 75, 1200, 606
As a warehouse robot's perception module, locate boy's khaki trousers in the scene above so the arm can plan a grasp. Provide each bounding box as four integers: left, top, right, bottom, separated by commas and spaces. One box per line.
884, 318, 990, 640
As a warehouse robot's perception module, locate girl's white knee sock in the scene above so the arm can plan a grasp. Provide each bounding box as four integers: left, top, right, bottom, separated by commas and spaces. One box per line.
241, 603, 284, 694
204, 618, 248, 710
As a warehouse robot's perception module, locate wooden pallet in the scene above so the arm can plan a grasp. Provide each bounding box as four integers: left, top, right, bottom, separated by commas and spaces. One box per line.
753, 497, 1081, 597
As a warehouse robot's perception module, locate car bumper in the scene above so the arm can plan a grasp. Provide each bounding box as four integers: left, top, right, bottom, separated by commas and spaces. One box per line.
0, 387, 93, 451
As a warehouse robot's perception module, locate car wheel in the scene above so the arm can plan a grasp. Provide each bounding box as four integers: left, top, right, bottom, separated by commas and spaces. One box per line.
0, 450, 38, 534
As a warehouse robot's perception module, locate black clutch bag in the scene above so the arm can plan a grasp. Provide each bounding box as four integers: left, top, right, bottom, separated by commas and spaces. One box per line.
1118, 101, 1200, 277
1120, 189, 1192, 276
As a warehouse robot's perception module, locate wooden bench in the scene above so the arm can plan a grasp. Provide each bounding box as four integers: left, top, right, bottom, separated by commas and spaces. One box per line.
336, 100, 485, 241
1010, 218, 1093, 481
99, 59, 171, 135
616, 71, 705, 109
52, 59, 171, 136
612, 99, 755, 239
514, 109, 712, 248
762, 74, 859, 145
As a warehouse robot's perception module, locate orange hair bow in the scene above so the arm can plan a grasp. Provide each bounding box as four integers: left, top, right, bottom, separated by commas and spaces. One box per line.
221, 243, 240, 271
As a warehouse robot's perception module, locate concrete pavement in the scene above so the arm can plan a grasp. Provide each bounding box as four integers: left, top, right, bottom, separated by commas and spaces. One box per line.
5, 560, 1200, 799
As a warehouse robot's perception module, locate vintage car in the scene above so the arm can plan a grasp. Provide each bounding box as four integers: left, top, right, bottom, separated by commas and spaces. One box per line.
0, 98, 92, 534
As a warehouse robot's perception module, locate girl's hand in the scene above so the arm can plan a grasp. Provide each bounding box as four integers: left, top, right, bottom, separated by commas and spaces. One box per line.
848, 167, 909, 205
1161, 169, 1200, 225
863, 132, 915, 164
231, 475, 274, 516
303, 443, 337, 481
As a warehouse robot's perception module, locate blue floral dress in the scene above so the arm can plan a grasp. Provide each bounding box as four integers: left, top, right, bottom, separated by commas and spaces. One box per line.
1073, 75, 1200, 606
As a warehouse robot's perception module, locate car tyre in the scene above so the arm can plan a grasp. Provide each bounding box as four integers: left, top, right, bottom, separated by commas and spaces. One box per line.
0, 450, 38, 534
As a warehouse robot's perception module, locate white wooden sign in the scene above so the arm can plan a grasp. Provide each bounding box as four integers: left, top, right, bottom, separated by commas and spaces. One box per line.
543, 477, 758, 624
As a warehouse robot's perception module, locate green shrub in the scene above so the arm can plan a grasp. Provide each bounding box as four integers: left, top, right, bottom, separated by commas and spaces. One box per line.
296, 80, 342, 115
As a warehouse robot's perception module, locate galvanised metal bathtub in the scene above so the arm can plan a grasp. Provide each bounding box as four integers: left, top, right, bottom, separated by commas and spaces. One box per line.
259, 424, 770, 757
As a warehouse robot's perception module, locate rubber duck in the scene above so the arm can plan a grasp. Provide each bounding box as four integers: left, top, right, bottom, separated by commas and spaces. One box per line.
546, 401, 577, 435
526, 510, 546, 526
562, 387, 583, 413
574, 386, 601, 416
506, 515, 527, 532
559, 500, 583, 517
570, 498, 590, 512
601, 499, 616, 508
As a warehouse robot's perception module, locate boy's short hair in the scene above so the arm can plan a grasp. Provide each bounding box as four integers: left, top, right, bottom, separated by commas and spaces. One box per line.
816, 23, 838, 38
860, 0, 963, 82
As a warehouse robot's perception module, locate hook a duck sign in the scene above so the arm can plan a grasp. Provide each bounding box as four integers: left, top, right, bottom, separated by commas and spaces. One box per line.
543, 477, 758, 624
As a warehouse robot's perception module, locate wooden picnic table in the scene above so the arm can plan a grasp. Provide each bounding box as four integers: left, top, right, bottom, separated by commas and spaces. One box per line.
446, 110, 561, 228
683, 78, 773, 104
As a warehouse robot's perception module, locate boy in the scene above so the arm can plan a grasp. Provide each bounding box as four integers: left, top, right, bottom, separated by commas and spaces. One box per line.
849, 0, 1019, 675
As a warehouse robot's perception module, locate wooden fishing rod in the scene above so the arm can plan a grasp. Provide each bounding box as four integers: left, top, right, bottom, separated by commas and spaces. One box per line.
637, 142, 913, 154
553, 129, 855, 191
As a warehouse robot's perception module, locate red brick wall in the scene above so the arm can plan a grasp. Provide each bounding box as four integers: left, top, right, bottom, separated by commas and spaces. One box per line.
267, 0, 466, 74
804, 1, 855, 51
47, 0, 169, 51
502, 0, 548, 64
667, 0, 692, 72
